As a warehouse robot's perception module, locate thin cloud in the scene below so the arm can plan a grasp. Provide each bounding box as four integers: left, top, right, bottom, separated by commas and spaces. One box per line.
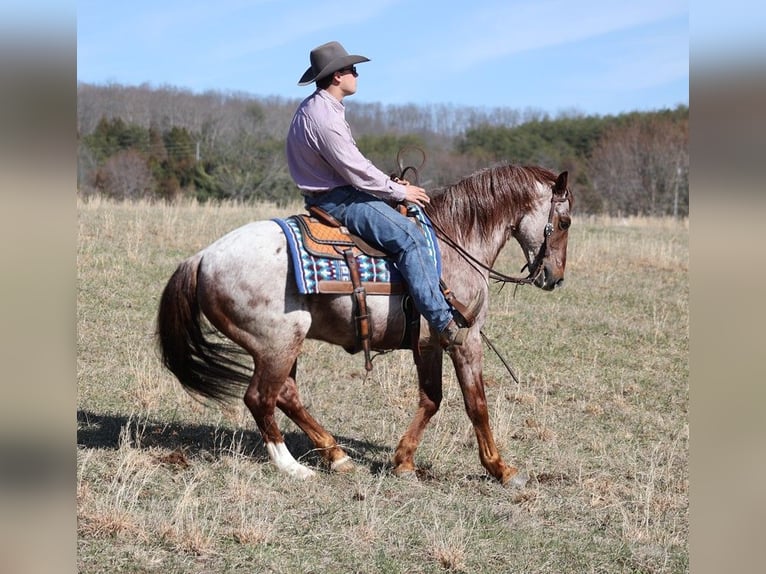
211, 0, 404, 61
429, 0, 687, 70
594, 30, 689, 92
77, 0, 687, 115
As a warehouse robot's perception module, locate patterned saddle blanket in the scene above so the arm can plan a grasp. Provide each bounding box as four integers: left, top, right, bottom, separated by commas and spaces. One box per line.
273, 205, 441, 295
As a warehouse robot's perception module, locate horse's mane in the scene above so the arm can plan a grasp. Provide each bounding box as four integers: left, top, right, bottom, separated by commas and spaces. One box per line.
426, 164, 558, 242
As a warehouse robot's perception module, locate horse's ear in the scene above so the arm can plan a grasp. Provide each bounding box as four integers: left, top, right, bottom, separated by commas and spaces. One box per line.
555, 171, 568, 192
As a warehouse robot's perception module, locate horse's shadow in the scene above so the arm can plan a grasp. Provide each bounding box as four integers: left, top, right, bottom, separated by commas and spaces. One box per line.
76, 409, 392, 474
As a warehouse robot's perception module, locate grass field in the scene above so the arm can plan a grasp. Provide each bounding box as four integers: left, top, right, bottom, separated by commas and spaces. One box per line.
77, 198, 688, 573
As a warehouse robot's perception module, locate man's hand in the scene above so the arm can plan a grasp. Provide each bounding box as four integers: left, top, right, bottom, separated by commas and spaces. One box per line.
399, 181, 430, 207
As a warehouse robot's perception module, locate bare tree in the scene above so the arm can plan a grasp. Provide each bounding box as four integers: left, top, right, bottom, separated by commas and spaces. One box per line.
589, 115, 688, 217
93, 149, 155, 200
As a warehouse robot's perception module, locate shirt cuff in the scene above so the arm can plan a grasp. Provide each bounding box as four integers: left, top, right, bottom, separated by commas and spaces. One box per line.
388, 179, 408, 202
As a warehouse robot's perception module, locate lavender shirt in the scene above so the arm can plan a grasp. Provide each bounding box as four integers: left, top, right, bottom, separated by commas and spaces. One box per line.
285, 89, 408, 202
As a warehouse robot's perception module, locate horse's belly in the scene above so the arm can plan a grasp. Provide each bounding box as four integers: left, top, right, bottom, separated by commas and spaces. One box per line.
305, 293, 412, 351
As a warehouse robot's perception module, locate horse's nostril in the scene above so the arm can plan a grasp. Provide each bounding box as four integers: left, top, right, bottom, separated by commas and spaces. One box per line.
555, 278, 565, 288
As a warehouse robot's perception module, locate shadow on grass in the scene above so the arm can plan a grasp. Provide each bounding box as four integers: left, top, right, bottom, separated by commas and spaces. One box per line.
76, 409, 391, 471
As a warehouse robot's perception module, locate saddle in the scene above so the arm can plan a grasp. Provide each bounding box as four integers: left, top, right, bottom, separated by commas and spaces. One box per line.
295, 206, 390, 260
300, 205, 479, 372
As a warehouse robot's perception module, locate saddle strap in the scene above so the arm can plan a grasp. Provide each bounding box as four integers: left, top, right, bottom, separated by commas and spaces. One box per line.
343, 249, 373, 372
404, 295, 423, 364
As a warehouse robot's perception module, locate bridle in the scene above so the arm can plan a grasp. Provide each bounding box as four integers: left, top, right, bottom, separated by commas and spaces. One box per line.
393, 150, 571, 383
429, 182, 571, 287
394, 148, 570, 285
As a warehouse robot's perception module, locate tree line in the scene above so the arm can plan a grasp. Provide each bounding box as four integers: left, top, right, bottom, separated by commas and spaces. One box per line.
77, 82, 688, 216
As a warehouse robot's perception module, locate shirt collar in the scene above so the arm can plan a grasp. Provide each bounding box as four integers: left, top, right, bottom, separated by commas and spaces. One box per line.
316, 88, 345, 112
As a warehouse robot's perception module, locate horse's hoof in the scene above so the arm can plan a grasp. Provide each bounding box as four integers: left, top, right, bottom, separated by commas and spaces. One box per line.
393, 467, 418, 481
330, 456, 355, 474
288, 465, 316, 480
503, 469, 529, 489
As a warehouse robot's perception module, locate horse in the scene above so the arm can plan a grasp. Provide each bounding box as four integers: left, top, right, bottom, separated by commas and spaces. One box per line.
156, 164, 573, 486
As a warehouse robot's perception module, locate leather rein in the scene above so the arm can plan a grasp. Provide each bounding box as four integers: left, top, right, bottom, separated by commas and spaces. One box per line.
428, 176, 570, 287
395, 152, 569, 385
394, 147, 568, 286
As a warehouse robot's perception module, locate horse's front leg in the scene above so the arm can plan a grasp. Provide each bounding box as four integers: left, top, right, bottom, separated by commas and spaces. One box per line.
451, 342, 528, 487
393, 343, 444, 477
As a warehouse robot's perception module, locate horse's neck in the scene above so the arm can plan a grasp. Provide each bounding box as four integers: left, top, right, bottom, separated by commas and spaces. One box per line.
468, 225, 513, 268
438, 221, 512, 284
430, 170, 537, 271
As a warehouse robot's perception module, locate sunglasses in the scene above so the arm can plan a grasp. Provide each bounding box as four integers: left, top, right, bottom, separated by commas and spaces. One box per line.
337, 66, 358, 77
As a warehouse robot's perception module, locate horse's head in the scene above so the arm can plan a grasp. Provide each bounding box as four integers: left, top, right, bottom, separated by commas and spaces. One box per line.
514, 171, 572, 290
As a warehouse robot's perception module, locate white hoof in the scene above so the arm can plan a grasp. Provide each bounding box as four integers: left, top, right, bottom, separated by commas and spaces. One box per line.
266, 442, 315, 480
287, 464, 316, 480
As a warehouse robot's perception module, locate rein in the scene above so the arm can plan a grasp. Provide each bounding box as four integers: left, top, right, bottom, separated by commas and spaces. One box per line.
428, 174, 569, 287
394, 149, 561, 286
426, 188, 564, 384
395, 153, 569, 386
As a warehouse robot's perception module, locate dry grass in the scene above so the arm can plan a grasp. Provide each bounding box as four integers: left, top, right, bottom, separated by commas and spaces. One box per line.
77, 198, 688, 573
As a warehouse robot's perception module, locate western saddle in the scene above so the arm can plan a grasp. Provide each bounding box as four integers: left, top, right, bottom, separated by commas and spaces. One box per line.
300, 204, 479, 371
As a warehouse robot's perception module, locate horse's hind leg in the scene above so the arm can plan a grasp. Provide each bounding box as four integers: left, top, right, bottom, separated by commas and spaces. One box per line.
393, 344, 444, 477
243, 361, 316, 480
277, 362, 355, 473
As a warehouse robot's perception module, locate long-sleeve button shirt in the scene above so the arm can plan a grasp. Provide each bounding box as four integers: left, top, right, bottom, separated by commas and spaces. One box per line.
285, 89, 408, 202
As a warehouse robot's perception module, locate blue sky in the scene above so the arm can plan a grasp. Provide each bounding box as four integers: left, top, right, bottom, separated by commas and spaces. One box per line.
77, 0, 689, 116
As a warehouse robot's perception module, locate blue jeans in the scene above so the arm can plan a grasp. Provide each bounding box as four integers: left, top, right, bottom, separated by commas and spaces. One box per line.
305, 186, 453, 332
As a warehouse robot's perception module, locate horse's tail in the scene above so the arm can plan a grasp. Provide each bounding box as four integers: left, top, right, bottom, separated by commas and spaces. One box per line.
156, 254, 251, 403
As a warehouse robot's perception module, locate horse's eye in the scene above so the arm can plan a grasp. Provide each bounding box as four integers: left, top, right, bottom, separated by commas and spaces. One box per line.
559, 217, 571, 231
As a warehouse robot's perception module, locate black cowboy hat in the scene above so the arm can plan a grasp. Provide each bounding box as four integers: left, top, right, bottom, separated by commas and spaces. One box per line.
297, 41, 370, 86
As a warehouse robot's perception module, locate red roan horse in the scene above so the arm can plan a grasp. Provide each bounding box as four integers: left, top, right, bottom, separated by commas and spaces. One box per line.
157, 165, 572, 486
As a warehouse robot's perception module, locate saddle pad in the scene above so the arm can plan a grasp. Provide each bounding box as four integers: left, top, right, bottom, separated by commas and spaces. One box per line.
273, 205, 441, 295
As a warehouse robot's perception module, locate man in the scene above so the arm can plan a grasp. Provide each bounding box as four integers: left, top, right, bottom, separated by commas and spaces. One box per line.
285, 41, 476, 349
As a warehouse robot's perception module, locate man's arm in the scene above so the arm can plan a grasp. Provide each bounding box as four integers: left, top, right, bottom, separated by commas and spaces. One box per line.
317, 122, 422, 203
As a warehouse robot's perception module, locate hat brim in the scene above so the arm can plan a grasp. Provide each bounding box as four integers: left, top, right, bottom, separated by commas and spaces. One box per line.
297, 54, 370, 86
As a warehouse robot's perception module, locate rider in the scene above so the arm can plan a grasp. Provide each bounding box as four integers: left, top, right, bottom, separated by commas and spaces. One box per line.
285, 41, 478, 349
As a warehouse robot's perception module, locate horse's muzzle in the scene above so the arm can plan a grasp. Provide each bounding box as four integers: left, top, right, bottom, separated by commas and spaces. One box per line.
535, 265, 565, 290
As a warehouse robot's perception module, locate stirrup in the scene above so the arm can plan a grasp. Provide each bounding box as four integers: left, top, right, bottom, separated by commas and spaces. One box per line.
439, 320, 468, 350
441, 284, 485, 328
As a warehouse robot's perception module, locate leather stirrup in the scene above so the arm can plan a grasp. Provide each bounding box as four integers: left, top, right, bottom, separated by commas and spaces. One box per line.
440, 280, 485, 328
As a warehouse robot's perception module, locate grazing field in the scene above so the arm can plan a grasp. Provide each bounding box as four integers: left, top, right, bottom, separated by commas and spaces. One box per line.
77, 198, 688, 573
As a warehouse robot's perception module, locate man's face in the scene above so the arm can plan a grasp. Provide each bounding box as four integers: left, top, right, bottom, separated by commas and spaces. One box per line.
336, 66, 358, 96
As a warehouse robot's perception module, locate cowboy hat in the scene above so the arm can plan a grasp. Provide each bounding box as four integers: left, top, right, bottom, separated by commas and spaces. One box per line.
298, 41, 370, 86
